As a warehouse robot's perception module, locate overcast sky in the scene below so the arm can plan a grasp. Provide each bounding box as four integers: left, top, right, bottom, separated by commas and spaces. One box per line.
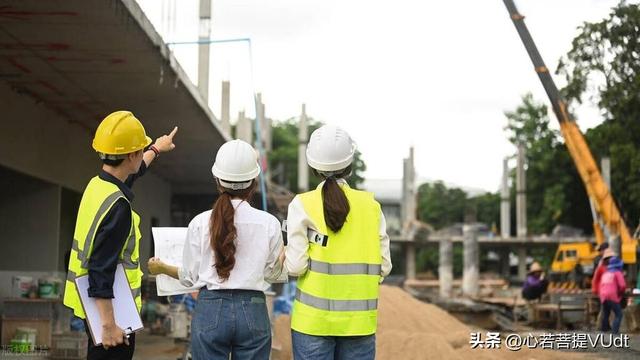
137, 0, 623, 192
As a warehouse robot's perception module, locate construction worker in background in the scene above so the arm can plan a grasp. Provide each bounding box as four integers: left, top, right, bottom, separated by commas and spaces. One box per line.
147, 139, 286, 360
64, 111, 177, 360
521, 262, 549, 301
592, 248, 615, 296
285, 125, 392, 360
593, 242, 610, 272
598, 256, 626, 333
592, 248, 615, 327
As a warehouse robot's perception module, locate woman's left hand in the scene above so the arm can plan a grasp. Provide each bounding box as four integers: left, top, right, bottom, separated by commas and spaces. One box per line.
148, 257, 166, 275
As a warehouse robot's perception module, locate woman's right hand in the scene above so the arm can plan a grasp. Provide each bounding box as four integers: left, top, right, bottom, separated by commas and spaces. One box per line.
147, 257, 165, 275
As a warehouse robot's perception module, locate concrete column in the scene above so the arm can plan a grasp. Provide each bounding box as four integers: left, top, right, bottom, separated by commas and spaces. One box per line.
500, 249, 511, 278
462, 225, 479, 297
255, 93, 271, 152
517, 246, 527, 281
198, 0, 212, 102
500, 157, 510, 238
405, 242, 416, 280
516, 144, 527, 238
439, 238, 453, 298
601, 157, 617, 251
220, 81, 231, 136
401, 147, 416, 235
235, 111, 252, 143
298, 104, 309, 192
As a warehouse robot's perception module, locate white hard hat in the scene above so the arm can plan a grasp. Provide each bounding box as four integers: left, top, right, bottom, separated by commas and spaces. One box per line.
211, 140, 261, 189
306, 125, 356, 172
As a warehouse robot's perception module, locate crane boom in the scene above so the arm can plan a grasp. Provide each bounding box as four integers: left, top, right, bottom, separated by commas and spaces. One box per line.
502, 0, 637, 264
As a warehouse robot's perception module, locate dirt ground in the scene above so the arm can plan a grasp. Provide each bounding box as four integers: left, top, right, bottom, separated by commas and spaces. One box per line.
134, 285, 639, 360
272, 286, 621, 360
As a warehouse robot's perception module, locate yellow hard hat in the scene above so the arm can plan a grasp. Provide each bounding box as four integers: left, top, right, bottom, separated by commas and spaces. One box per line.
92, 111, 152, 156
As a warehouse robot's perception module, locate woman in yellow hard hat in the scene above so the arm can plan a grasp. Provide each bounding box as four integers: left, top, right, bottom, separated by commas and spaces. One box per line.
63, 111, 178, 360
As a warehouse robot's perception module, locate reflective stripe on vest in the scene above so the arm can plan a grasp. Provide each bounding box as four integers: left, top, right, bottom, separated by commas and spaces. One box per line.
121, 230, 139, 269
309, 259, 381, 276
296, 288, 378, 312
79, 191, 125, 268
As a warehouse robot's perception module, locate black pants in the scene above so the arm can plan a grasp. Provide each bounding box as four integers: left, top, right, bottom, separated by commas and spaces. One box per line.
84, 321, 136, 360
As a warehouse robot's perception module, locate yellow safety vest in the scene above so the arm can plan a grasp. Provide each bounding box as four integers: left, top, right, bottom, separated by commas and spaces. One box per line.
63, 176, 143, 319
291, 184, 382, 336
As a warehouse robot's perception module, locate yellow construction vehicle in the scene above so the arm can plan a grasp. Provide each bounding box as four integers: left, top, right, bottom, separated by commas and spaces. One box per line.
502, 0, 638, 287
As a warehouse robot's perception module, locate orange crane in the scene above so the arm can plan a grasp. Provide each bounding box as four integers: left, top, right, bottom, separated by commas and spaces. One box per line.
502, 0, 637, 284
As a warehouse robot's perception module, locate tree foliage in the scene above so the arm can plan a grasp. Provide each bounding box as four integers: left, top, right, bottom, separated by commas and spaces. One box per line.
558, 2, 640, 227
416, 181, 501, 231
269, 118, 367, 192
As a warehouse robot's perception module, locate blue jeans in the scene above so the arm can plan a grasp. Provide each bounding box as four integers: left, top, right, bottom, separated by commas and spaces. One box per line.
191, 289, 271, 360
292, 330, 375, 360
601, 300, 623, 334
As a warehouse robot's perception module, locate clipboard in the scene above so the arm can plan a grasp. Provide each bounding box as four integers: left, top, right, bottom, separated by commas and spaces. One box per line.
74, 264, 144, 345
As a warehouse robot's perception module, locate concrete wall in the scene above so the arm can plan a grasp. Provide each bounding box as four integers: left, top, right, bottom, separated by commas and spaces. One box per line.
0, 167, 60, 271
0, 81, 172, 275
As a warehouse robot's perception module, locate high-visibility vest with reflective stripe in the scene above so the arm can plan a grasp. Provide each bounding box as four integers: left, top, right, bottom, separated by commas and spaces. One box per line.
291, 185, 382, 336
63, 176, 143, 319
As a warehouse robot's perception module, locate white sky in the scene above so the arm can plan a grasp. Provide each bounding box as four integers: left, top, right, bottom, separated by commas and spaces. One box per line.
137, 0, 622, 192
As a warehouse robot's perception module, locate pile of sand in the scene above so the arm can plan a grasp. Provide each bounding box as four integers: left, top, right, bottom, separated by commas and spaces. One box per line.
273, 286, 600, 360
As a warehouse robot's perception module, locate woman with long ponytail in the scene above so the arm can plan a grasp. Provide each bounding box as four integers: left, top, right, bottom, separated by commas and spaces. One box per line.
148, 139, 285, 360
285, 125, 392, 360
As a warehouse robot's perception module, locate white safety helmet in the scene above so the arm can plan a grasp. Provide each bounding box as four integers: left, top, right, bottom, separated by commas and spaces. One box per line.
211, 139, 261, 190
306, 125, 356, 172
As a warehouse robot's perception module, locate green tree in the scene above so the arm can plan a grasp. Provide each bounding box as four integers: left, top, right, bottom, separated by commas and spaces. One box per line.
558, 2, 640, 228
269, 119, 367, 192
503, 94, 590, 234
417, 181, 466, 230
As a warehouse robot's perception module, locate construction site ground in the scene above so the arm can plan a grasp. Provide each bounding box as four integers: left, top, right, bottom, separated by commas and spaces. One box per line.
133, 285, 639, 360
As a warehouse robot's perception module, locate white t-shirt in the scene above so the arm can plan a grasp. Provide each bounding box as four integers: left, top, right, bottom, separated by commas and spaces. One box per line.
178, 199, 284, 291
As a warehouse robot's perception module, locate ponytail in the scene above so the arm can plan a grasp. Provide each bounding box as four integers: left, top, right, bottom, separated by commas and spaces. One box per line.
209, 180, 257, 281
319, 167, 351, 233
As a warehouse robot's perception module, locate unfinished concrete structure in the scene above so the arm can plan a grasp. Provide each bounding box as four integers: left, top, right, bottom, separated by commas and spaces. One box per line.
298, 104, 309, 192
402, 147, 417, 280
0, 0, 229, 296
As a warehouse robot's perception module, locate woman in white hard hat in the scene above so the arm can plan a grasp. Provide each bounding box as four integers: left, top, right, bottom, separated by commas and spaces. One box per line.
148, 139, 285, 360
285, 125, 392, 360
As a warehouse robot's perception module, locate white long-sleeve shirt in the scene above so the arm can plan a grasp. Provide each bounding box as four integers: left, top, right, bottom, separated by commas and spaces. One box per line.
284, 181, 392, 278
178, 199, 284, 291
